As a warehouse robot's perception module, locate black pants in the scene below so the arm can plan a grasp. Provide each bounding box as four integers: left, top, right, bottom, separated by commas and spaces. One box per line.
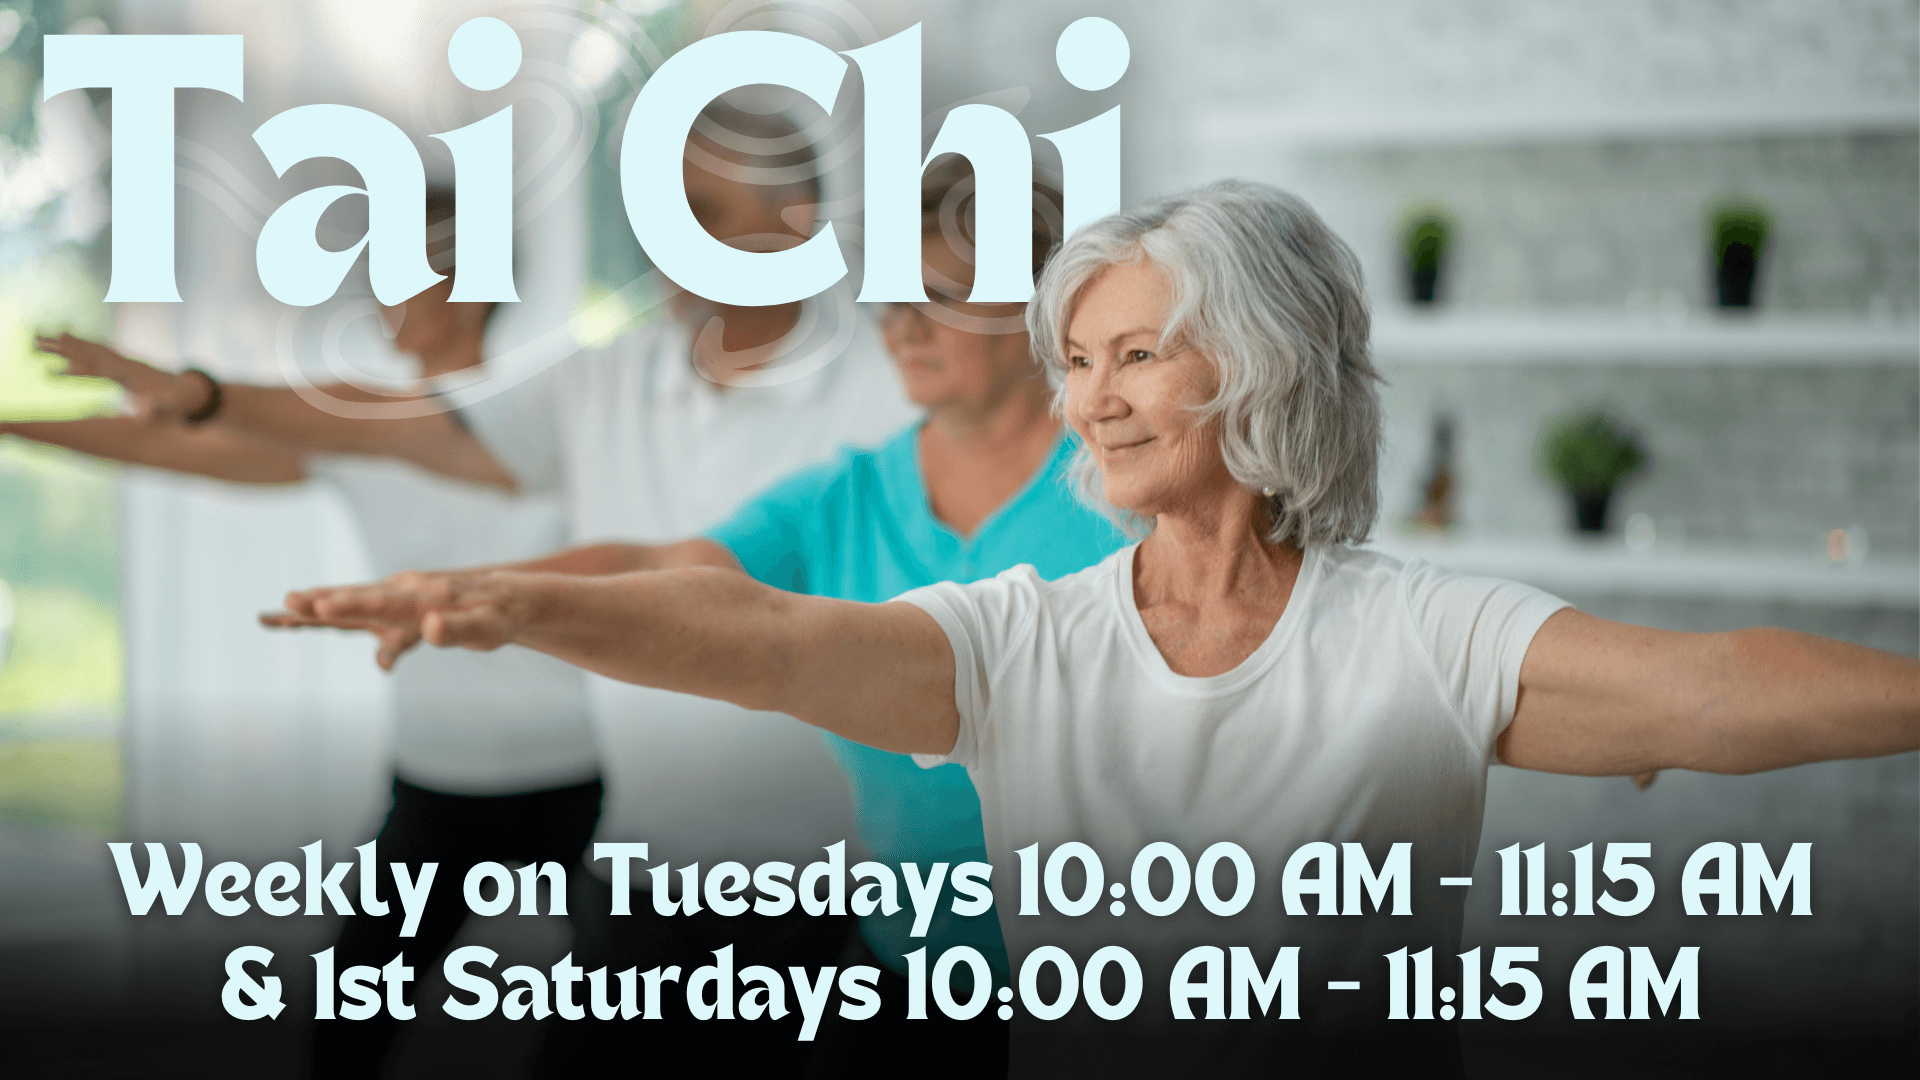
532, 875, 852, 1075
307, 775, 603, 1079
801, 924, 1010, 1079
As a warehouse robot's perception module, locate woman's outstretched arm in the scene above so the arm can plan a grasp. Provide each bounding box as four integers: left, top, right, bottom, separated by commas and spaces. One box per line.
486, 539, 742, 577
267, 567, 961, 756
1501, 609, 1920, 776
32, 333, 512, 489
329, 542, 747, 668
2, 417, 307, 483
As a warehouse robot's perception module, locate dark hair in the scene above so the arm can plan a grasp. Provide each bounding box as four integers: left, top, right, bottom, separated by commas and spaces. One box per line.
920, 154, 1066, 279
424, 188, 458, 274
689, 99, 823, 210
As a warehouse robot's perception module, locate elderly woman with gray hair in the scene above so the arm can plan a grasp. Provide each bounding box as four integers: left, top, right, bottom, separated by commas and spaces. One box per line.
272, 180, 1920, 1074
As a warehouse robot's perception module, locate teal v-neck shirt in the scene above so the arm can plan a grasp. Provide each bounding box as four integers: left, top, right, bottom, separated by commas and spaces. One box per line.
705, 423, 1128, 975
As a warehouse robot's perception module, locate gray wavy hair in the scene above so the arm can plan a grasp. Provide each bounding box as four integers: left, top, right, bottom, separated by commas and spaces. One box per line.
1028, 179, 1383, 547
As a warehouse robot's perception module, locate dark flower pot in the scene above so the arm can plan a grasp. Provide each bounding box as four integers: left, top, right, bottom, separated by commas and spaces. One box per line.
1570, 489, 1611, 533
1410, 264, 1439, 304
1717, 241, 1758, 307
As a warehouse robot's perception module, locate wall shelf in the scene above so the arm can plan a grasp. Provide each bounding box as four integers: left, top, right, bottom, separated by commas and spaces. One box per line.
1369, 312, 1920, 367
1369, 533, 1918, 608
1200, 98, 1919, 150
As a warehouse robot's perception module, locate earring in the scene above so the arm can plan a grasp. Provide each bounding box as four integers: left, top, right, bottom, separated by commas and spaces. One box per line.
1261, 486, 1276, 497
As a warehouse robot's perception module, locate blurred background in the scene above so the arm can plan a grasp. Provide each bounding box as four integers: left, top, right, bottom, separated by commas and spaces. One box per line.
0, 1, 1914, 1075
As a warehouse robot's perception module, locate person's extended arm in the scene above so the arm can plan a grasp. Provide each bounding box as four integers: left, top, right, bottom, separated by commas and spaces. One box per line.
1, 417, 307, 484
268, 568, 961, 755
493, 539, 742, 577
32, 333, 513, 490
276, 541, 745, 669
1500, 609, 1920, 775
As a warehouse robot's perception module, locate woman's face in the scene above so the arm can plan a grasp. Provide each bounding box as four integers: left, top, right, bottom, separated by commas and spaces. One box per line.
880, 230, 1036, 411
1062, 260, 1231, 518
667, 137, 814, 326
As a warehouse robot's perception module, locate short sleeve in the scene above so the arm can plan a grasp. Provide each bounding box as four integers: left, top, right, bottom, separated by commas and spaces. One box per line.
1399, 560, 1572, 760
704, 456, 849, 594
457, 355, 569, 496
890, 566, 1044, 770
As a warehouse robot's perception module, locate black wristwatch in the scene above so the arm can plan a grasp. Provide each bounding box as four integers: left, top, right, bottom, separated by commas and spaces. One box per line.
181, 368, 223, 426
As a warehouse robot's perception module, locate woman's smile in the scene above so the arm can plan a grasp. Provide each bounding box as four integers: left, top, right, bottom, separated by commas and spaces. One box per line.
1097, 435, 1155, 457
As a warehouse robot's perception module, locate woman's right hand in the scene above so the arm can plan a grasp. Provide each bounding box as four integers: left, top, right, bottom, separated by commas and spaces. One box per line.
263, 569, 529, 670
34, 333, 212, 421
261, 607, 426, 671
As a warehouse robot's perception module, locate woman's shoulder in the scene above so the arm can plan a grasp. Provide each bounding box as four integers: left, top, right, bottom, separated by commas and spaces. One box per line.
1312, 542, 1569, 635
1011, 543, 1131, 595
1313, 541, 1506, 590
785, 425, 917, 508
908, 546, 1130, 617
1303, 543, 1508, 633
843, 422, 920, 472
894, 549, 1131, 672
1308, 542, 1416, 596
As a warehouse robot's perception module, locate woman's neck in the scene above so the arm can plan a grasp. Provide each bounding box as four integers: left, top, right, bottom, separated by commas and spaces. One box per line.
1136, 482, 1302, 607
919, 380, 1060, 537
1131, 484, 1306, 678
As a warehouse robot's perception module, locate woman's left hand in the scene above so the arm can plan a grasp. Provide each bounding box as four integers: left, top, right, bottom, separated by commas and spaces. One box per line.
34, 333, 210, 421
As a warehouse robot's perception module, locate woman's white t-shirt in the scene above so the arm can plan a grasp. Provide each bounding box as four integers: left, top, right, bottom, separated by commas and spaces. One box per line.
897, 542, 1569, 1064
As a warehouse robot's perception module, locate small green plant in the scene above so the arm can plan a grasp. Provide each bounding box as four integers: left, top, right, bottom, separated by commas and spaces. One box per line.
1405, 212, 1449, 270
1540, 410, 1645, 494
1708, 197, 1772, 263
1402, 206, 1453, 304
1708, 196, 1772, 308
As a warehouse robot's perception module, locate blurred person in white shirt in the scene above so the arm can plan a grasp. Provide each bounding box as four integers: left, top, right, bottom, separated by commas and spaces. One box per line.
30, 100, 917, 1068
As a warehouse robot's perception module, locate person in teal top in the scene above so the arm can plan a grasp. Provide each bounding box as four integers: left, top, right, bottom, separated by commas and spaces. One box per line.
706, 421, 1124, 983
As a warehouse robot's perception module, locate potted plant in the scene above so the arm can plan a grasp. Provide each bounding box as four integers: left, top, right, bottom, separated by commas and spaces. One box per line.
1539, 410, 1646, 534
1708, 196, 1771, 308
1402, 207, 1452, 305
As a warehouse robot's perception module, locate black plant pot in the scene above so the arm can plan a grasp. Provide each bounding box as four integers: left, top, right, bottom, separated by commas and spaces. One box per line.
1717, 241, 1757, 308
1570, 489, 1611, 533
1410, 264, 1439, 304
